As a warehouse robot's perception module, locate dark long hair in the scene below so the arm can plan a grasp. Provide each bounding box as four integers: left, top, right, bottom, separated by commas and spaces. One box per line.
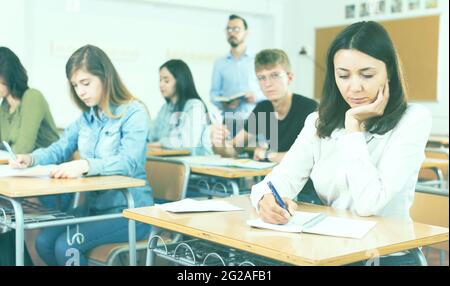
159, 59, 207, 113
0, 47, 29, 99
66, 45, 135, 117
317, 21, 408, 138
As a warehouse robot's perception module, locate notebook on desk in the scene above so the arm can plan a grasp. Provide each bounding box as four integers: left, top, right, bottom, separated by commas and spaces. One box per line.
0, 165, 57, 178
173, 156, 277, 170
247, 211, 377, 239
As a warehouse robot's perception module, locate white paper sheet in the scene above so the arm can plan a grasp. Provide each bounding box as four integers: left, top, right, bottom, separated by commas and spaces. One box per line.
247, 211, 323, 233
173, 156, 277, 170
247, 211, 377, 239
0, 165, 57, 178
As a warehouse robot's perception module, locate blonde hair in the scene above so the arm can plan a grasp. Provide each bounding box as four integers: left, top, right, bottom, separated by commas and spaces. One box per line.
255, 49, 292, 73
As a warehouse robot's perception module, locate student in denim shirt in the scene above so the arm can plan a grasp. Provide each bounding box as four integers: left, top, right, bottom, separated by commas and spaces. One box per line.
10, 45, 153, 266
148, 59, 212, 156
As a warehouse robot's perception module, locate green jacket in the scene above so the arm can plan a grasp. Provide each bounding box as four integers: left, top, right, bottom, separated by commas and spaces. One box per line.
0, 88, 59, 154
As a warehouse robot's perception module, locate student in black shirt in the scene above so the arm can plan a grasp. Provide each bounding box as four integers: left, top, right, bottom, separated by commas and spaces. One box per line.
211, 49, 317, 163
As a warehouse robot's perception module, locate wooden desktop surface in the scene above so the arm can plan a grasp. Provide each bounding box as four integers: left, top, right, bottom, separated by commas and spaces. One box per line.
123, 195, 449, 266
428, 135, 449, 146
422, 158, 449, 170
0, 176, 145, 198
190, 165, 271, 179
147, 146, 190, 157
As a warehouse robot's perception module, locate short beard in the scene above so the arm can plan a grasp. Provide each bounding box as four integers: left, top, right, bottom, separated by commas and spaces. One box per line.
228, 38, 241, 48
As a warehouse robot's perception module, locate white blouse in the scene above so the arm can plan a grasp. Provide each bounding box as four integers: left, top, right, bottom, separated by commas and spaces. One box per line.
251, 104, 432, 221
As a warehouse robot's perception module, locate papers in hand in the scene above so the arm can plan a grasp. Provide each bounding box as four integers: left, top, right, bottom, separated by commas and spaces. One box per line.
174, 156, 277, 170
0, 165, 57, 178
156, 198, 243, 213
247, 211, 377, 239
214, 92, 246, 103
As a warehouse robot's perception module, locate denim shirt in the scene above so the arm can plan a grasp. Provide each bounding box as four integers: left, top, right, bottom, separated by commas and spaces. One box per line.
32, 100, 153, 213
148, 99, 212, 156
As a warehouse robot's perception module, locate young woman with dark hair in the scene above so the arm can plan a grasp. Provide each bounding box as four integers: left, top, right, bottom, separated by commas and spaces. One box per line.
148, 59, 211, 155
0, 46, 59, 266
250, 21, 432, 266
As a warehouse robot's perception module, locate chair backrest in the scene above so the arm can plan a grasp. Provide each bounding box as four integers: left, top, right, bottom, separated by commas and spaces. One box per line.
145, 157, 190, 202
410, 187, 449, 251
411, 187, 449, 227
420, 148, 449, 182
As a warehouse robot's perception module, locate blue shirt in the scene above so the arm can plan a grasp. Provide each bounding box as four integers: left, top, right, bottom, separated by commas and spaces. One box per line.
210, 50, 264, 117
148, 99, 212, 156
32, 100, 153, 213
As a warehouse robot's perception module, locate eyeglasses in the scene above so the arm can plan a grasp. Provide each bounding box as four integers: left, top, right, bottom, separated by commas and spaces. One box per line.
226, 26, 242, 33
256, 72, 288, 83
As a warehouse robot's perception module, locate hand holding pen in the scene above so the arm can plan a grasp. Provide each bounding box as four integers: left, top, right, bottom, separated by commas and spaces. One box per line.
8, 154, 33, 169
2, 142, 33, 169
257, 181, 297, 225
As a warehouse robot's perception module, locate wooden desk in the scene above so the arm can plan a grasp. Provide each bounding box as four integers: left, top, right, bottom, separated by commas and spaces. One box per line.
428, 135, 449, 147
0, 176, 145, 266
421, 158, 449, 170
190, 166, 271, 179
189, 165, 271, 196
0, 151, 9, 164
123, 195, 449, 266
420, 158, 449, 185
164, 156, 273, 196
147, 146, 190, 157
0, 176, 144, 198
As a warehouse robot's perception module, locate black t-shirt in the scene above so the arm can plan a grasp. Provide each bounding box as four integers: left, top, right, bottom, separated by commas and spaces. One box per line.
243, 94, 317, 152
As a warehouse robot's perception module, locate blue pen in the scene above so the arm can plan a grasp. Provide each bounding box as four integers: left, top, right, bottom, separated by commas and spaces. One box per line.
2, 141, 16, 160
267, 181, 292, 217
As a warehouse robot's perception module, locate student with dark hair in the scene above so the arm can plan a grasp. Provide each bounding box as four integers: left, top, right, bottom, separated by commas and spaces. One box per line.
9, 45, 153, 266
0, 46, 59, 266
0, 47, 59, 155
210, 14, 264, 136
148, 59, 211, 155
251, 21, 432, 266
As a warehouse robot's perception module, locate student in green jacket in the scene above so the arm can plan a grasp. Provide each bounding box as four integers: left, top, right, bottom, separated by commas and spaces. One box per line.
0, 46, 60, 266
0, 47, 59, 153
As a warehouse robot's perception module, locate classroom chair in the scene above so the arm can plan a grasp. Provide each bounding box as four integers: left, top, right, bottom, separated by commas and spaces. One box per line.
86, 157, 190, 266
410, 185, 449, 266
419, 147, 449, 190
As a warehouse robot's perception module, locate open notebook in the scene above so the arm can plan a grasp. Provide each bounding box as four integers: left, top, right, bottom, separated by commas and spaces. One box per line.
156, 198, 243, 213
0, 165, 57, 178
247, 211, 377, 239
213, 92, 246, 103
173, 156, 277, 170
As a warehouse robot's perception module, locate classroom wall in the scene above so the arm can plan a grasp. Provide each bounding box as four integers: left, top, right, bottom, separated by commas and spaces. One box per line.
0, 0, 27, 59
0, 0, 283, 127
281, 0, 449, 135
0, 0, 447, 135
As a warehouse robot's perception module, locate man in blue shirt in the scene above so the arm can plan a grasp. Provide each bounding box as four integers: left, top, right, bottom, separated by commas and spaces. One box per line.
210, 14, 264, 135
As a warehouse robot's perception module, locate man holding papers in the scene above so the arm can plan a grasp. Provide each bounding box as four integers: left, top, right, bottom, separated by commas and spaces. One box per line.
210, 15, 265, 136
